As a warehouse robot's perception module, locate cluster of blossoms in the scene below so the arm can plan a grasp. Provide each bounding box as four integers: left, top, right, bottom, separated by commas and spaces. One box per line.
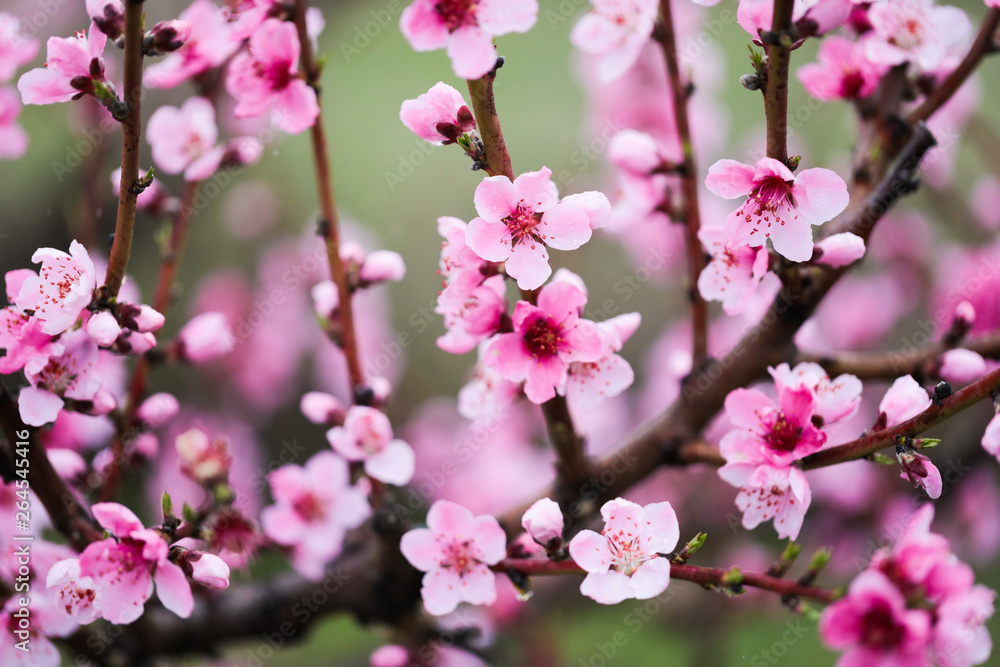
820, 505, 995, 667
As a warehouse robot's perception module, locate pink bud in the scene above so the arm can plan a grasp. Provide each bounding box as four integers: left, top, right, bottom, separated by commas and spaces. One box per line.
608, 129, 663, 175
115, 330, 157, 355
176, 428, 232, 483
300, 391, 346, 425
146, 20, 192, 54
340, 242, 366, 267
369, 377, 392, 405
311, 281, 339, 317
521, 497, 564, 548
897, 446, 943, 499
939, 348, 987, 384
399, 82, 475, 145
86, 310, 122, 347
86, 389, 117, 416
222, 137, 263, 168
955, 301, 976, 328
48, 448, 87, 480
813, 232, 866, 267
137, 393, 179, 427
370, 645, 410, 667
133, 305, 165, 332
133, 433, 159, 458
87, 0, 125, 40
178, 312, 234, 363
188, 552, 230, 589
359, 251, 406, 284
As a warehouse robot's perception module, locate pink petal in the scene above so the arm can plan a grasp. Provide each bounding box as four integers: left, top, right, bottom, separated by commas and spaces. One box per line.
568, 530, 611, 573
639, 502, 679, 555
580, 570, 633, 604
538, 203, 591, 250
400, 528, 441, 571
628, 557, 671, 599
18, 386, 64, 426
91, 502, 145, 536
705, 159, 757, 199
446, 25, 497, 80
466, 217, 512, 262
792, 168, 849, 226
471, 515, 508, 564
523, 355, 566, 403
768, 210, 816, 262
364, 439, 416, 485
421, 568, 464, 615
154, 561, 193, 618
399, 0, 448, 51
512, 167, 558, 212
272, 79, 319, 134
426, 499, 476, 536
813, 232, 865, 267
506, 241, 552, 290
473, 176, 517, 223
724, 387, 774, 429
484, 333, 529, 380
477, 0, 538, 34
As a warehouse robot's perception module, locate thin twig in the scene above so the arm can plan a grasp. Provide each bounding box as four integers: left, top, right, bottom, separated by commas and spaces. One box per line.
103, 0, 144, 298
294, 0, 366, 396
658, 0, 707, 366
763, 0, 796, 164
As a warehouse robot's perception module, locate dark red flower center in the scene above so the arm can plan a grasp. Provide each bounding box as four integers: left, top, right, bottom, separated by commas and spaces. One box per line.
764, 412, 802, 453
523, 317, 562, 360
436, 0, 478, 32
503, 204, 543, 249
860, 602, 905, 649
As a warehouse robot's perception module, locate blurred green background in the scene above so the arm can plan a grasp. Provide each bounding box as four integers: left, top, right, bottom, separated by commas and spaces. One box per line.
2, 0, 1000, 665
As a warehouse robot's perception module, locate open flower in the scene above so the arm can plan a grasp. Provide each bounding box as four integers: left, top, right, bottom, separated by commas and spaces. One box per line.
15, 240, 96, 336
865, 0, 970, 72
225, 18, 318, 134
570, 0, 659, 82
705, 157, 849, 262
400, 500, 507, 615
483, 280, 605, 403
18, 24, 111, 105
20, 329, 101, 426
326, 406, 415, 485
697, 224, 771, 316
400, 0, 538, 79
568, 498, 679, 605
798, 36, 884, 102
466, 167, 606, 289
147, 97, 225, 181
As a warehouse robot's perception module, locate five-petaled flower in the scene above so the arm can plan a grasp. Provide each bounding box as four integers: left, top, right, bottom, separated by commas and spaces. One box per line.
14, 240, 96, 336
705, 157, 849, 262
326, 405, 416, 485
568, 498, 679, 605
400, 499, 507, 615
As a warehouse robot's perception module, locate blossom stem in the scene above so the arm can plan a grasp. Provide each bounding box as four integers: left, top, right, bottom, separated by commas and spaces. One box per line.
466, 67, 513, 180
657, 0, 707, 367
103, 0, 145, 299
907, 8, 1000, 125
0, 380, 102, 550
795, 331, 1000, 381
763, 0, 795, 164
493, 558, 836, 602
293, 0, 366, 396
803, 365, 1000, 469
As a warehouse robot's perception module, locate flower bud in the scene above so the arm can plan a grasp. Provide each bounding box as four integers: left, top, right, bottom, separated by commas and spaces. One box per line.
176, 428, 233, 484
813, 232, 866, 267
87, 0, 124, 41
144, 20, 192, 56
177, 312, 235, 363
359, 250, 406, 284
939, 348, 986, 385
86, 310, 121, 347
300, 391, 346, 425
137, 393, 179, 428
521, 497, 564, 550
186, 551, 231, 589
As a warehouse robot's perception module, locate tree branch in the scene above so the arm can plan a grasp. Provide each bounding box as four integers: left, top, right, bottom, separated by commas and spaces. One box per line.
657, 0, 707, 367
763, 0, 796, 164
103, 0, 144, 299
466, 64, 513, 180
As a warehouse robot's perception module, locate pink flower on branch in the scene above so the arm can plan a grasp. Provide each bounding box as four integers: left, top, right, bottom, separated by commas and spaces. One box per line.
0, 87, 28, 160
570, 0, 659, 82
225, 18, 319, 134
260, 452, 371, 581
769, 362, 862, 426
145, 0, 239, 89
697, 224, 771, 316
797, 36, 884, 102
568, 498, 679, 605
896, 444, 943, 499
147, 97, 225, 182
483, 281, 605, 404
326, 406, 416, 485
878, 375, 931, 428
0, 270, 61, 375
466, 167, 606, 289
705, 157, 849, 262
18, 25, 113, 106
20, 329, 102, 427
400, 500, 507, 615
400, 81, 476, 145
565, 311, 640, 411
400, 0, 538, 80
14, 241, 96, 336
865, 0, 970, 72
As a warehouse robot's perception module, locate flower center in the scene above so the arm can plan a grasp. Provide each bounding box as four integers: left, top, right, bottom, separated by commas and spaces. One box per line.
860, 602, 905, 648
764, 412, 801, 452
36, 356, 74, 392
840, 70, 865, 98
294, 492, 327, 522
39, 262, 84, 306
602, 528, 648, 576
436, 0, 478, 32
253, 58, 292, 91
523, 317, 562, 360
440, 539, 481, 577
503, 204, 542, 249
751, 177, 793, 211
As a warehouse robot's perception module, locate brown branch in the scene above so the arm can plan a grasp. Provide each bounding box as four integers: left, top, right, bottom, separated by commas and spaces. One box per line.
657, 0, 707, 367
493, 558, 835, 603
907, 8, 1000, 125
763, 0, 796, 164
466, 65, 513, 180
103, 0, 144, 299
294, 0, 366, 396
803, 365, 1000, 469
795, 331, 1000, 381
0, 381, 102, 551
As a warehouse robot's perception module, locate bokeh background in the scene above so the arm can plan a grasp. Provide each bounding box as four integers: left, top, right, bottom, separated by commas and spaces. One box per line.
2, 0, 1000, 664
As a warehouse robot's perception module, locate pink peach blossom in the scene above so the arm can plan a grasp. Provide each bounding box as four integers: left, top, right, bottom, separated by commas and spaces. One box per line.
18, 25, 110, 105
400, 0, 538, 80
697, 224, 771, 316
175, 428, 233, 484
1, 271, 60, 375
820, 570, 933, 666
705, 157, 849, 262
0, 13, 39, 82
938, 349, 987, 385
566, 311, 640, 411
326, 406, 415, 485
568, 498, 678, 605
865, 0, 970, 72
457, 357, 521, 422
813, 232, 866, 267
147, 97, 225, 181
521, 497, 564, 548
737, 0, 851, 42
483, 281, 605, 403
20, 330, 101, 426
436, 275, 506, 354
260, 452, 371, 580
400, 81, 476, 144
300, 391, 346, 425
176, 312, 235, 363
466, 167, 606, 289
570, 0, 659, 82
371, 645, 411, 667
74, 503, 193, 624
225, 18, 318, 134
797, 35, 883, 101
15, 240, 96, 336
932, 585, 995, 667
897, 446, 943, 499
399, 499, 507, 615
732, 464, 811, 539
0, 87, 28, 160
145, 0, 239, 89
768, 362, 862, 425
879, 376, 931, 427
